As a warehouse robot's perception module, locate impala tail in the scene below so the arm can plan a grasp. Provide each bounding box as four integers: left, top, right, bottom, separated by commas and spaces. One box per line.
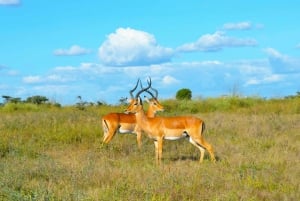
201, 121, 206, 134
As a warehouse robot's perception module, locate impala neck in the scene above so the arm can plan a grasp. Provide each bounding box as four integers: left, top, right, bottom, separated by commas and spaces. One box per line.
135, 105, 148, 128
146, 108, 156, 117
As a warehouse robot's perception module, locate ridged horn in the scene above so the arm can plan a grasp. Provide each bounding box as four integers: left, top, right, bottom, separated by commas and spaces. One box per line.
129, 78, 140, 99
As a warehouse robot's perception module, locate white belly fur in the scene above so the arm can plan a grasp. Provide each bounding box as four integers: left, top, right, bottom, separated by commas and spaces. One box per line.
164, 133, 188, 140
119, 128, 134, 134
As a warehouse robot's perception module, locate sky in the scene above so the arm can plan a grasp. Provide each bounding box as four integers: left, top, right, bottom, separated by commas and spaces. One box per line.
1, 0, 300, 105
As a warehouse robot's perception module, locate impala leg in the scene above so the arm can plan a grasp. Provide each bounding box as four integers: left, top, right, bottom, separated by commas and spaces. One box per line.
154, 138, 163, 165
196, 137, 216, 162
157, 137, 163, 164
154, 140, 159, 165
136, 131, 142, 149
102, 121, 109, 143
103, 129, 116, 144
135, 127, 142, 149
102, 121, 117, 144
189, 137, 205, 163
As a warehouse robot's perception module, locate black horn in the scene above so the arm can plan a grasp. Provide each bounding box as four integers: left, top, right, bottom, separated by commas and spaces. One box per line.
135, 77, 152, 99
129, 78, 140, 99
140, 79, 156, 99
150, 85, 158, 99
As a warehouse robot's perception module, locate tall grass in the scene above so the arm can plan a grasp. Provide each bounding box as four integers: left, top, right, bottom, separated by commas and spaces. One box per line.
162, 96, 300, 114
0, 97, 299, 200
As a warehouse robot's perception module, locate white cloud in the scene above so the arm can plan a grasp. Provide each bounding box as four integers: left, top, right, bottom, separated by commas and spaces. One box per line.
54, 45, 91, 56
15, 57, 300, 104
54, 63, 118, 75
222, 21, 264, 30
23, 76, 42, 84
23, 74, 73, 84
0, 0, 20, 5
98, 27, 174, 66
264, 48, 288, 60
162, 75, 179, 85
222, 22, 252, 30
245, 74, 283, 86
177, 31, 257, 52
245, 78, 260, 86
264, 48, 300, 73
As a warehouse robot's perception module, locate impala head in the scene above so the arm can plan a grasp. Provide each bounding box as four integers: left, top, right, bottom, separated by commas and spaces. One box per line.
144, 88, 164, 113
145, 96, 164, 113
125, 96, 143, 114
125, 77, 160, 114
140, 77, 164, 113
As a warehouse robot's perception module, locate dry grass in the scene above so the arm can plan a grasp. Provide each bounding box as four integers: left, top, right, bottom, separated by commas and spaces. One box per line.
0, 99, 299, 200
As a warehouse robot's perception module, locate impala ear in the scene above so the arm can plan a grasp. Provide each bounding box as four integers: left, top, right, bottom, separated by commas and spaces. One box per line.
144, 95, 150, 103
138, 97, 143, 105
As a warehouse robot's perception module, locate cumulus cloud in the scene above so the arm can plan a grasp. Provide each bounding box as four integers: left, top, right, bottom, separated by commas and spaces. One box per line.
0, 0, 20, 5
177, 31, 257, 52
53, 45, 91, 56
98, 27, 174, 66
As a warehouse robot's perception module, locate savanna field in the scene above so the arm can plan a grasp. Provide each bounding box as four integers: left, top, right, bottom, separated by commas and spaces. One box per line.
0, 97, 299, 201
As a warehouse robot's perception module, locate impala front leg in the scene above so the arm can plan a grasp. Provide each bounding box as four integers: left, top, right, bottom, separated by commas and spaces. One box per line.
136, 130, 142, 149
154, 137, 163, 165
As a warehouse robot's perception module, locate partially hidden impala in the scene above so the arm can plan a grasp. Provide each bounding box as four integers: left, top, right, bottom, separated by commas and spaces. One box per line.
102, 79, 164, 148
125, 78, 216, 164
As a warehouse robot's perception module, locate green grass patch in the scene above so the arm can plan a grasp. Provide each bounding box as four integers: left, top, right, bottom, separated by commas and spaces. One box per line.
0, 98, 299, 200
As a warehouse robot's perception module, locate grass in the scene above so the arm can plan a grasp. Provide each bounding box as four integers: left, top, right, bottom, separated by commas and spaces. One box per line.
0, 97, 299, 200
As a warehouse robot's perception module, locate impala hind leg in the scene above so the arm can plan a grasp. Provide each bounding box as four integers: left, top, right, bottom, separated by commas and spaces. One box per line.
197, 137, 216, 162
189, 137, 206, 162
102, 120, 117, 144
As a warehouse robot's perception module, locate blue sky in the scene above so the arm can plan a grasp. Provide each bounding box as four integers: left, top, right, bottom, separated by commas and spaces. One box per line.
1, 0, 300, 105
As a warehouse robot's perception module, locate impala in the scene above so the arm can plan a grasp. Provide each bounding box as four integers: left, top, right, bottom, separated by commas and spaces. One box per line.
102, 79, 164, 148
125, 79, 216, 164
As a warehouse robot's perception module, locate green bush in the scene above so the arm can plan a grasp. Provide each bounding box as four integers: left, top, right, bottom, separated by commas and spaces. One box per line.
175, 88, 192, 100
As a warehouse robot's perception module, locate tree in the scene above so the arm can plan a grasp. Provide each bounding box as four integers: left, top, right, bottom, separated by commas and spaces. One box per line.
10, 97, 22, 103
2, 95, 22, 104
26, 96, 48, 104
176, 88, 192, 100
119, 97, 128, 105
2, 95, 12, 103
76, 95, 87, 110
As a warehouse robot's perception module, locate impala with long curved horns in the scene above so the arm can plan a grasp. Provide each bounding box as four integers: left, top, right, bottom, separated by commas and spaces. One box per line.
102, 79, 164, 148
125, 78, 216, 164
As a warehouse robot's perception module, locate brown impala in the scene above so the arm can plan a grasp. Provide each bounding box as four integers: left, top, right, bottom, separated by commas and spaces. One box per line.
125, 78, 216, 165
102, 79, 164, 148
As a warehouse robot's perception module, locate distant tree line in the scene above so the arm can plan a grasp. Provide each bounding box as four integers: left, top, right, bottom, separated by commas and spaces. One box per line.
284, 91, 300, 99
1, 95, 49, 105
1, 90, 299, 107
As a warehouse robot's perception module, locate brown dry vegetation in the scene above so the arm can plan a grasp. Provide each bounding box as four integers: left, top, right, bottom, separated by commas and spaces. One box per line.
0, 97, 299, 200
